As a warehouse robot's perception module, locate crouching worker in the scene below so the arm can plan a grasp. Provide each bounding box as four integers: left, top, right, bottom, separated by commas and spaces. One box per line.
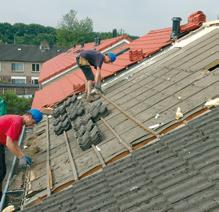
76, 50, 116, 102
0, 109, 43, 201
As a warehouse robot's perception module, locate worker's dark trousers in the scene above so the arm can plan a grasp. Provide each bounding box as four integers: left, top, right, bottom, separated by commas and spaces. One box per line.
0, 144, 6, 201
76, 56, 95, 81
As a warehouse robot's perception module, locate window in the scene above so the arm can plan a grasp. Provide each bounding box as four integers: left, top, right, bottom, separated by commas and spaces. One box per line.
32, 64, 40, 72
11, 76, 26, 84
31, 77, 39, 85
11, 63, 24, 72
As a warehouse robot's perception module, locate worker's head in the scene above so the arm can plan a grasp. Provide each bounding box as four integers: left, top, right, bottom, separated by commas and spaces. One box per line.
104, 52, 117, 63
23, 109, 43, 126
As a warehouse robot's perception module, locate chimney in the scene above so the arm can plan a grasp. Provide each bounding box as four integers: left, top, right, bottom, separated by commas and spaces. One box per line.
40, 40, 50, 51
94, 37, 97, 46
112, 29, 117, 37
171, 17, 182, 40
94, 37, 101, 46
81, 42, 84, 48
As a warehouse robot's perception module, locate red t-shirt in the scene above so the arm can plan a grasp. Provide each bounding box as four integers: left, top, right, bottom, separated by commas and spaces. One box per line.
0, 115, 23, 145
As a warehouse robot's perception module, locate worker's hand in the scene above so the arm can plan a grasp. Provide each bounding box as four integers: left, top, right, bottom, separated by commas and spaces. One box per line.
19, 156, 32, 166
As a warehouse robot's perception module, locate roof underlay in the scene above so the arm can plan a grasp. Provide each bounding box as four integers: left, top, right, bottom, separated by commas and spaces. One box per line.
15, 26, 219, 209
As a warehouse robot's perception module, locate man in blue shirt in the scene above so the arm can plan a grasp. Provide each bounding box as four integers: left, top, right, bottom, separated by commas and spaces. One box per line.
76, 50, 116, 102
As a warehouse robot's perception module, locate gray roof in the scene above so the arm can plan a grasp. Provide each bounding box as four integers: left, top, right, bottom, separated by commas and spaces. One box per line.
0, 44, 65, 62
24, 106, 219, 212
16, 26, 219, 210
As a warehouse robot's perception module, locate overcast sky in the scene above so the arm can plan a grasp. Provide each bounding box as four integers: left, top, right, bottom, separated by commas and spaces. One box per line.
0, 0, 218, 36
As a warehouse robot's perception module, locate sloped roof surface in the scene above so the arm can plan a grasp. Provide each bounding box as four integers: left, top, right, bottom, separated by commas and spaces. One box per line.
32, 11, 205, 110
0, 44, 65, 62
24, 106, 219, 212
20, 25, 219, 208
39, 35, 131, 83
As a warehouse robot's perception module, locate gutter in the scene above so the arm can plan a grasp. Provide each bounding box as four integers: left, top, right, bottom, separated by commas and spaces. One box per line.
0, 83, 39, 89
0, 126, 26, 211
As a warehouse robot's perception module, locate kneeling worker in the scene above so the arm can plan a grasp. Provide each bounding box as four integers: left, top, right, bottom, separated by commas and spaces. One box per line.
76, 50, 116, 101
0, 109, 43, 201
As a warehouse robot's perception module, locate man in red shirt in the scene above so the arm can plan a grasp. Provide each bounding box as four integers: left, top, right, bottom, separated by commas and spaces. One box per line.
0, 109, 43, 201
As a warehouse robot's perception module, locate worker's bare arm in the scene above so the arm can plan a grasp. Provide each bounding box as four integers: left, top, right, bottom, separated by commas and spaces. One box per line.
6, 137, 24, 159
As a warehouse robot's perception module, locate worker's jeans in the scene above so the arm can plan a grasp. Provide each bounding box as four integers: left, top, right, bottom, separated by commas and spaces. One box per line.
0, 144, 6, 200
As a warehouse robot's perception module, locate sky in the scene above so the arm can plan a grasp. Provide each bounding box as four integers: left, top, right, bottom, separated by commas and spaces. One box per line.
0, 0, 218, 36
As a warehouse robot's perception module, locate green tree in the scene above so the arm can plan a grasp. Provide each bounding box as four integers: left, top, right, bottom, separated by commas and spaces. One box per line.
0, 23, 14, 43
56, 9, 93, 47
0, 92, 32, 115
13, 23, 28, 36
0, 22, 57, 46
0, 19, 137, 47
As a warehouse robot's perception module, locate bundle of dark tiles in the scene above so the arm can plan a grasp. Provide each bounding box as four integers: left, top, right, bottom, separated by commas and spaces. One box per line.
53, 102, 72, 136
52, 96, 110, 151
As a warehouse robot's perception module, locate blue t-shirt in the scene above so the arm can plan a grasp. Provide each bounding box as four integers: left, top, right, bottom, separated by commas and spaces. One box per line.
79, 50, 104, 69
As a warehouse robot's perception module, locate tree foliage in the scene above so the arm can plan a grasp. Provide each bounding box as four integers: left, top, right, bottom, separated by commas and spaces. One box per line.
0, 92, 32, 115
56, 11, 138, 47
56, 10, 94, 47
0, 10, 138, 48
0, 22, 56, 46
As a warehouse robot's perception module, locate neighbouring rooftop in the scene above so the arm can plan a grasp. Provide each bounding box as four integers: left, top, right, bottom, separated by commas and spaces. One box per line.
0, 44, 66, 62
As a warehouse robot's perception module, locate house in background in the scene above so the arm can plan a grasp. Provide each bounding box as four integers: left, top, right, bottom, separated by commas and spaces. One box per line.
0, 42, 65, 96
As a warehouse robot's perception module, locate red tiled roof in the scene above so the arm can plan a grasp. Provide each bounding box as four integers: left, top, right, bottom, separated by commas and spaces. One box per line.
33, 69, 85, 109
39, 35, 131, 83
32, 11, 206, 110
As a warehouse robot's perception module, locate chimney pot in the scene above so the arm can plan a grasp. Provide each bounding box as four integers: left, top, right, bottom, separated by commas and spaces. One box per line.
94, 37, 101, 46
171, 17, 182, 40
